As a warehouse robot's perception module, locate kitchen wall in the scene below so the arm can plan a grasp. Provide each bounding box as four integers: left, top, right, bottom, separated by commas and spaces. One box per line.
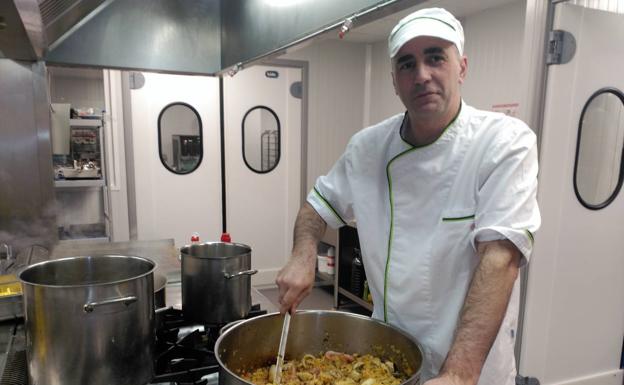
367, 41, 404, 125
49, 71, 105, 113
282, 39, 368, 192
280, 40, 367, 246
461, 0, 526, 114
570, 0, 624, 13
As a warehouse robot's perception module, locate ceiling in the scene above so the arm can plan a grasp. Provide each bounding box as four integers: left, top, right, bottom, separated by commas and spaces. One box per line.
332, 0, 521, 43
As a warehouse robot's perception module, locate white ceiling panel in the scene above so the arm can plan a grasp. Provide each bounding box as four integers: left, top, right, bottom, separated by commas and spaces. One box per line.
330, 0, 522, 43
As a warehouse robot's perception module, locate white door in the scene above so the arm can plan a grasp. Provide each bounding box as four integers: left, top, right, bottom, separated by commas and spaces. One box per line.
128, 72, 222, 247
224, 64, 302, 286
519, 4, 624, 385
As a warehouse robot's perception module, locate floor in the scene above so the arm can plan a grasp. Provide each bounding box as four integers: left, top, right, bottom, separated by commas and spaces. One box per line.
257, 284, 335, 311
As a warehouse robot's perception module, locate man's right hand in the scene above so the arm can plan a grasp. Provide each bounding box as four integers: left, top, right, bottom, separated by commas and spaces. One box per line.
275, 253, 316, 314
275, 202, 327, 314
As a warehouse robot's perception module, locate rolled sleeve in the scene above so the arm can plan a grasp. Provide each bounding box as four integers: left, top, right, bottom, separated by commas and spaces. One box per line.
306, 147, 355, 229
470, 123, 541, 265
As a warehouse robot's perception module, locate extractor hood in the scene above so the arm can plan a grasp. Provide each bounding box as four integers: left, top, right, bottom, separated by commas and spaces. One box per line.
0, 0, 106, 60
1, 0, 420, 74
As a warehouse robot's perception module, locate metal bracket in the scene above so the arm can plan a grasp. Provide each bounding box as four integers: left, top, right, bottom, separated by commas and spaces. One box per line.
516, 375, 541, 385
547, 29, 576, 65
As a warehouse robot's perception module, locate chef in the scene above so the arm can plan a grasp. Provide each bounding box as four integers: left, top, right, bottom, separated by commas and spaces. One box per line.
276, 7, 540, 385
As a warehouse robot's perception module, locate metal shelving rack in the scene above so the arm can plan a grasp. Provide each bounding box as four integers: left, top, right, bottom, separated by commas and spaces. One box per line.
54, 118, 110, 244
333, 226, 373, 313
260, 129, 278, 171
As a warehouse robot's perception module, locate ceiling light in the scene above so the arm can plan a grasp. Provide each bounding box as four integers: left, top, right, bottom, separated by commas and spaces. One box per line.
264, 0, 307, 7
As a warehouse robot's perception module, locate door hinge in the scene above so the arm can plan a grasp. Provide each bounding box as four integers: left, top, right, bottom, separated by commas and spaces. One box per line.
516, 375, 541, 385
547, 29, 576, 65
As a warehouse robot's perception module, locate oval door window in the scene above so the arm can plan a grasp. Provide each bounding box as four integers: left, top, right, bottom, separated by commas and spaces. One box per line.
158, 102, 203, 174
242, 106, 281, 173
574, 88, 624, 209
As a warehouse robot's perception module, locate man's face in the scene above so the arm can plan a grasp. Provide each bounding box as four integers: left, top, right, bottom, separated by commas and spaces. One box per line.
391, 36, 467, 122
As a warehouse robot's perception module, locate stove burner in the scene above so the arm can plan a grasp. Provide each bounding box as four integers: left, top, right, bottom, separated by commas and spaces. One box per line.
152, 304, 267, 385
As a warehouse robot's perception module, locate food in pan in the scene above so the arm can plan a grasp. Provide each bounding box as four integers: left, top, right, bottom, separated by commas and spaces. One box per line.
239, 350, 408, 385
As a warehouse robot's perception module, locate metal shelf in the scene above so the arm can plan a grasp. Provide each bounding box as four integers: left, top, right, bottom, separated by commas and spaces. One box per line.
54, 179, 105, 188
314, 271, 334, 287
70, 118, 101, 127
337, 287, 373, 312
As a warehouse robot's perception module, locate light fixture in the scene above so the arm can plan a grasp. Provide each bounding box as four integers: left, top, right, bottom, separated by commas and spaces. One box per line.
264, 0, 308, 7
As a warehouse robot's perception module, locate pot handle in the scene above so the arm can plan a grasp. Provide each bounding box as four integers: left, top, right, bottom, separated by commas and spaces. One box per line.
224, 269, 258, 279
84, 296, 137, 313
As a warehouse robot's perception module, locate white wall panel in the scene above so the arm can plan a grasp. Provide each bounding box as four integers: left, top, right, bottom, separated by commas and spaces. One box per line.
461, 0, 526, 113
50, 74, 105, 112
570, 0, 624, 13
282, 40, 367, 192
368, 40, 404, 124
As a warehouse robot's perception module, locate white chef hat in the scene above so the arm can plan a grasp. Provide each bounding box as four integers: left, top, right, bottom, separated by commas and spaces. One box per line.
388, 7, 464, 58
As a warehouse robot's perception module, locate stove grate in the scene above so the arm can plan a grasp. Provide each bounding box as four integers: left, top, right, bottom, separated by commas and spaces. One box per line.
0, 349, 28, 385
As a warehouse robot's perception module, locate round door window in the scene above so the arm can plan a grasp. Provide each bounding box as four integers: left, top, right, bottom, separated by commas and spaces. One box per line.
573, 88, 624, 209
242, 106, 281, 173
158, 102, 203, 174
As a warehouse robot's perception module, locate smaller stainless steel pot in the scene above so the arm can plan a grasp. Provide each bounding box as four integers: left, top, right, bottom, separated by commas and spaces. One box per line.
181, 242, 257, 324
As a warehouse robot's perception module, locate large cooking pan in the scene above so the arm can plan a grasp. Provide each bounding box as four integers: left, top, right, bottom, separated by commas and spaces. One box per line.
215, 310, 423, 385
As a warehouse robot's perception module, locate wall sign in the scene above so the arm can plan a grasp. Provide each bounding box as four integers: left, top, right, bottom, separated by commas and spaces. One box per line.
491, 102, 519, 117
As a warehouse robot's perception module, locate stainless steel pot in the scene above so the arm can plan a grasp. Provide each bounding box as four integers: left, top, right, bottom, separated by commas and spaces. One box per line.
181, 242, 257, 324
154, 272, 167, 309
18, 255, 155, 385
215, 310, 423, 385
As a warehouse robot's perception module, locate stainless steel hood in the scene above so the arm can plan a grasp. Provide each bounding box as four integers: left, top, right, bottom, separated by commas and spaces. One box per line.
44, 0, 222, 75
1, 0, 416, 74
0, 0, 40, 60
1, 0, 106, 60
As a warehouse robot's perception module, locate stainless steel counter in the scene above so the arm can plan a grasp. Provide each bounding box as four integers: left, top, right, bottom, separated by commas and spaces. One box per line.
50, 238, 182, 284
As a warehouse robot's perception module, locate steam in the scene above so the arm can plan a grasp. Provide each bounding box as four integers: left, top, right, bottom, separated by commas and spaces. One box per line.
0, 168, 57, 258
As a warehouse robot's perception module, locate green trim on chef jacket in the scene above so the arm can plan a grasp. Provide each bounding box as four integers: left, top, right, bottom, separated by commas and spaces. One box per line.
383, 105, 462, 322
442, 214, 475, 222
525, 229, 534, 245
313, 187, 347, 226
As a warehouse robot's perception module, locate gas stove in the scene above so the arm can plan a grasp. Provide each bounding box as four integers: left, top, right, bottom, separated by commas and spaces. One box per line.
152, 305, 267, 385
0, 304, 267, 385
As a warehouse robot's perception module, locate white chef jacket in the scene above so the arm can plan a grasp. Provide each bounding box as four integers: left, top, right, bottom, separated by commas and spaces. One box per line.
307, 102, 541, 384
